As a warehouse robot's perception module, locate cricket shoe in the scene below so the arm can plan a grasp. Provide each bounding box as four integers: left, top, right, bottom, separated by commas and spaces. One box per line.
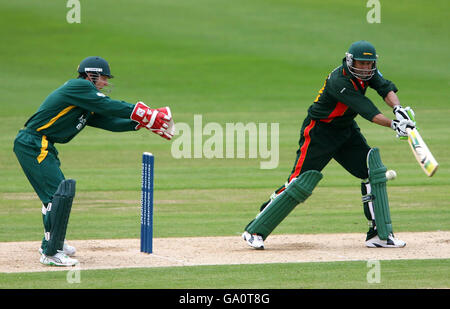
62, 242, 76, 256
39, 241, 76, 257
242, 231, 264, 250
366, 234, 406, 248
40, 250, 79, 267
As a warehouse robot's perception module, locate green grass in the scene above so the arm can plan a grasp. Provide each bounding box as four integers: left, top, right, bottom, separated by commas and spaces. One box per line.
0, 0, 449, 289
1, 259, 448, 289
1, 185, 449, 242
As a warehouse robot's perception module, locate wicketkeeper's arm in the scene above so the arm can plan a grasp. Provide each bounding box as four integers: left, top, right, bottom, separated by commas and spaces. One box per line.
87, 113, 138, 132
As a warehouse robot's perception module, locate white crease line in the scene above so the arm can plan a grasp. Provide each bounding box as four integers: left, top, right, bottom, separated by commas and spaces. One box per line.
149, 253, 194, 266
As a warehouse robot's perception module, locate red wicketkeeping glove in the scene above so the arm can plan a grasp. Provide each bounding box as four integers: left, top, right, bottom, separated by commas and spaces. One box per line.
131, 102, 172, 139
156, 107, 175, 140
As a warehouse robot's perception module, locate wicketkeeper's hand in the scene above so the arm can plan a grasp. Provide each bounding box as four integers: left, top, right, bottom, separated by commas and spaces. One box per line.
131, 102, 173, 140
391, 119, 415, 138
156, 107, 175, 140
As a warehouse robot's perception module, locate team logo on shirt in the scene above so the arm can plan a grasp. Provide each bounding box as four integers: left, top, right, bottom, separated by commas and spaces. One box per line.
76, 114, 88, 130
96, 92, 106, 97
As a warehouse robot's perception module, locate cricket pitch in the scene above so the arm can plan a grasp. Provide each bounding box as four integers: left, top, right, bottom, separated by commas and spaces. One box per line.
0, 231, 449, 273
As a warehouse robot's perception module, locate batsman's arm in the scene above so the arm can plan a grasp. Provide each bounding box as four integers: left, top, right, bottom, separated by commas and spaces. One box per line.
371, 113, 392, 128
369, 70, 399, 101
384, 90, 416, 129
384, 91, 401, 109
372, 113, 415, 138
330, 78, 381, 122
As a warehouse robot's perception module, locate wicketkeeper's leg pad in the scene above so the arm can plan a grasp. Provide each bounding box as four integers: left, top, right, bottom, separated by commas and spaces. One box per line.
44, 179, 76, 256
366, 148, 392, 240
246, 170, 322, 240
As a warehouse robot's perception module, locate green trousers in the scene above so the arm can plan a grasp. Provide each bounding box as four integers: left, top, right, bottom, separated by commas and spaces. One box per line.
14, 129, 66, 252
257, 117, 376, 238
273, 116, 370, 195
13, 129, 65, 204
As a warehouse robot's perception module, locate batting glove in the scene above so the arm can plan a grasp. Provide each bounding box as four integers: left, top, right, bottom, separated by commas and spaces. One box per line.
393, 105, 415, 123
391, 119, 415, 138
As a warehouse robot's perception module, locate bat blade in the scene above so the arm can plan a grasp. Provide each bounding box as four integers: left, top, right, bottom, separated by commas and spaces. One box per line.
407, 128, 438, 177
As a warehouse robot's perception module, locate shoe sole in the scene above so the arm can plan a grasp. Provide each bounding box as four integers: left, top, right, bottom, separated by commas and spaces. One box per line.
40, 258, 78, 267
39, 253, 78, 267
366, 242, 406, 248
41, 261, 78, 267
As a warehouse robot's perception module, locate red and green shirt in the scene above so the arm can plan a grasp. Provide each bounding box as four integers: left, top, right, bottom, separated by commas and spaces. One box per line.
308, 58, 398, 128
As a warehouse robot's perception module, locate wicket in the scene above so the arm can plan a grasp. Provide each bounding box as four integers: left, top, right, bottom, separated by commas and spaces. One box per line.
140, 152, 154, 253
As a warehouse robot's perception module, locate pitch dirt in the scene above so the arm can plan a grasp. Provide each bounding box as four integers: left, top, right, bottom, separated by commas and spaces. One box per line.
1, 231, 449, 273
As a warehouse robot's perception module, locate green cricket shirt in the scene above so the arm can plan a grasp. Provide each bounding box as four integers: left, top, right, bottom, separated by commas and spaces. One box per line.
14, 78, 139, 202
24, 78, 137, 143
308, 58, 398, 128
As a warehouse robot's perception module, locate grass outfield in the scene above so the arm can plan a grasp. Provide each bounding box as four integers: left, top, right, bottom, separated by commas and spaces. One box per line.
1, 186, 449, 242
0, 0, 449, 289
0, 260, 448, 289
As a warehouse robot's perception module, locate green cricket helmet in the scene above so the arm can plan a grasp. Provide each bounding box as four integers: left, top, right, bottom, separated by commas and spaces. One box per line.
345, 40, 378, 81
77, 56, 113, 78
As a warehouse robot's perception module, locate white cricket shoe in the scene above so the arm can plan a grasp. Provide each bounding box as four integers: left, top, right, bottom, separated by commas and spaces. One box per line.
242, 231, 265, 250
40, 250, 79, 266
39, 241, 76, 257
62, 242, 76, 256
366, 234, 406, 248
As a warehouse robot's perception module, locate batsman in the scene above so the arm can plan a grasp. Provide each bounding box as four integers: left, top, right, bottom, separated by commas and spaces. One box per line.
13, 56, 175, 266
243, 41, 415, 249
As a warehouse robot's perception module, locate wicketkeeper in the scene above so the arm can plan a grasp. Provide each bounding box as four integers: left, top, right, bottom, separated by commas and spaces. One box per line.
13, 56, 175, 266
243, 41, 415, 249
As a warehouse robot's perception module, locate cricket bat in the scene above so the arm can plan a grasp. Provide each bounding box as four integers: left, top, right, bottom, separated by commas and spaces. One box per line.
400, 108, 438, 177
406, 127, 439, 177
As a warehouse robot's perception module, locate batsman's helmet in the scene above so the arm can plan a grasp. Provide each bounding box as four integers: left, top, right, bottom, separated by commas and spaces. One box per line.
77, 56, 113, 78
345, 40, 377, 81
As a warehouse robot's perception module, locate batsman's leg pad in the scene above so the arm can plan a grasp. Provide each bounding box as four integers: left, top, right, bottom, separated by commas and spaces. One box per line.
361, 181, 377, 240
246, 170, 323, 240
367, 148, 392, 240
44, 179, 76, 256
